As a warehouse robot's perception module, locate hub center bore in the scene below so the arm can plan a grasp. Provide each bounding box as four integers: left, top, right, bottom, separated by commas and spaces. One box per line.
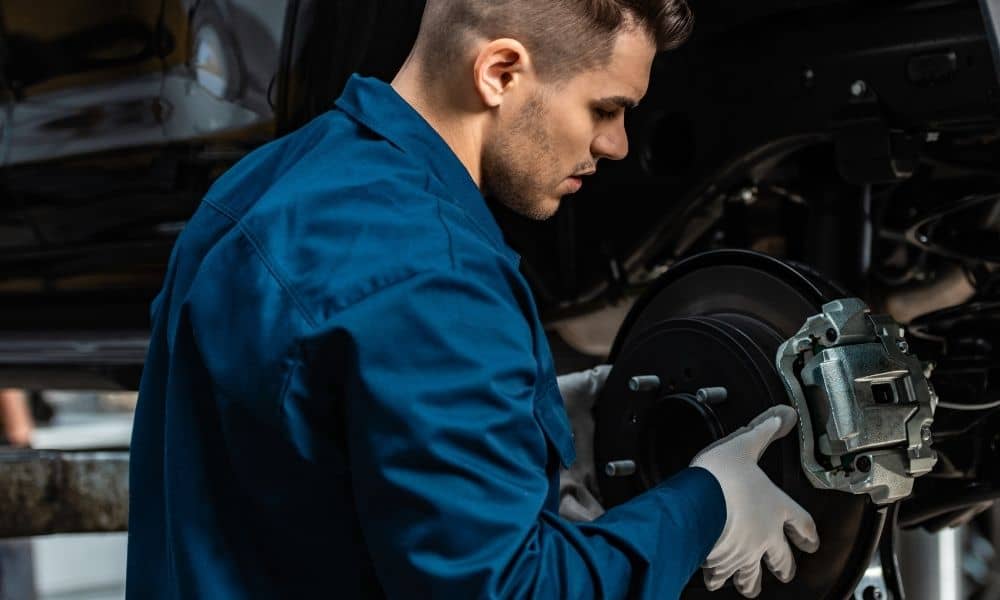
637, 392, 726, 488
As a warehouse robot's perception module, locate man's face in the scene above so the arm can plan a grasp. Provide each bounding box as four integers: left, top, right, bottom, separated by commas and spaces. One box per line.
481, 27, 657, 220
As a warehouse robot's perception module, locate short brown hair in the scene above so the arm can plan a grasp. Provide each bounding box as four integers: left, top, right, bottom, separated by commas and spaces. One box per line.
417, 0, 694, 82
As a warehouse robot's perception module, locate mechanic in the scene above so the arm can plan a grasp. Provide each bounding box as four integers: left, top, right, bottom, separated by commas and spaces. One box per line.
126, 1, 819, 598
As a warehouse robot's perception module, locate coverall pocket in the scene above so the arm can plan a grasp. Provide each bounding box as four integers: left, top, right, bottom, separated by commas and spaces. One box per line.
533, 383, 577, 469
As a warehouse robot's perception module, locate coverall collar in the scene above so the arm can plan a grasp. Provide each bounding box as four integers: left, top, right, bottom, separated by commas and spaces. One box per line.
336, 75, 519, 264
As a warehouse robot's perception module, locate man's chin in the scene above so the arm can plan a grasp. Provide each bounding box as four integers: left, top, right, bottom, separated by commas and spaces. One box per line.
525, 196, 562, 221
543, 196, 564, 220
495, 192, 562, 221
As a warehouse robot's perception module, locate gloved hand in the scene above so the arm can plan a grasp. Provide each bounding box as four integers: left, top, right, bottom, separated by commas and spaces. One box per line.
557, 365, 612, 522
690, 405, 820, 598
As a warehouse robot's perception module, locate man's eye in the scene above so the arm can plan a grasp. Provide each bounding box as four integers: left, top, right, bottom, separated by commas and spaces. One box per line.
593, 108, 617, 121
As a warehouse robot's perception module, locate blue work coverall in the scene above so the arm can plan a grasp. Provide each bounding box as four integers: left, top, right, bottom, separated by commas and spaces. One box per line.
126, 75, 726, 599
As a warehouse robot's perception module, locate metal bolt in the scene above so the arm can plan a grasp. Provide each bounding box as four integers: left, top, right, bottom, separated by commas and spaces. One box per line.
856, 455, 873, 473
851, 80, 868, 97
921, 425, 933, 443
863, 586, 884, 600
696, 387, 729, 406
897, 339, 910, 354
605, 460, 637, 477
628, 375, 661, 392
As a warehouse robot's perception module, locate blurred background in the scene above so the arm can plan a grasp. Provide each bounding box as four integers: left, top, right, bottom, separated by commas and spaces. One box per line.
4, 0, 1000, 598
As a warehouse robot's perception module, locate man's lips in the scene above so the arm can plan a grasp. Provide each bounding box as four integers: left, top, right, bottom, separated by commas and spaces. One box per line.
564, 170, 595, 194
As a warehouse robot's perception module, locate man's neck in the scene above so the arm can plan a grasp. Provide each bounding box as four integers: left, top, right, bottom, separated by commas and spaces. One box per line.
391, 65, 483, 188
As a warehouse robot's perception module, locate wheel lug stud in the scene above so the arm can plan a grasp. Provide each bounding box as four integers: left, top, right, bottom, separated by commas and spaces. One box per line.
696, 387, 728, 405
628, 375, 661, 392
605, 460, 637, 477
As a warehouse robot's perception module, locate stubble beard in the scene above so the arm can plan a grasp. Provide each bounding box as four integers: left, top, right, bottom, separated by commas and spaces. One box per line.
481, 95, 563, 221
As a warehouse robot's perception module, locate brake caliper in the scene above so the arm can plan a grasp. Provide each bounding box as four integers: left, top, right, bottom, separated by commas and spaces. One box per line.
776, 298, 937, 504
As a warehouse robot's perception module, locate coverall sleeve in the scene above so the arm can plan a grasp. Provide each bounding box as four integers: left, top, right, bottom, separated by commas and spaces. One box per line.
328, 267, 725, 599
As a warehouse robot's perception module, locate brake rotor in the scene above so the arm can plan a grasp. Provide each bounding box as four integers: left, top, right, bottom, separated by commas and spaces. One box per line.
595, 250, 884, 600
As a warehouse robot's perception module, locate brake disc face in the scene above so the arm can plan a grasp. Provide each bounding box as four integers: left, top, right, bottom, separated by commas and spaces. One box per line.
595, 251, 887, 600
776, 298, 938, 505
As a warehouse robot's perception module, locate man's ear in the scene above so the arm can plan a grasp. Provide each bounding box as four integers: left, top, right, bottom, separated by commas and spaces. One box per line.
473, 38, 532, 109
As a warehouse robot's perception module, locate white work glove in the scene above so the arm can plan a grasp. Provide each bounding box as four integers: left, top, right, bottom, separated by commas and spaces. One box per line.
690, 405, 820, 598
557, 365, 612, 522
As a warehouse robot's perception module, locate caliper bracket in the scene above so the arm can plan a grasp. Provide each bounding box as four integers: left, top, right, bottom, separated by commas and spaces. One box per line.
776, 298, 937, 504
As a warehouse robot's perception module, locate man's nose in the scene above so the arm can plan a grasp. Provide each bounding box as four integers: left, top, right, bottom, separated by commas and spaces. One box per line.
592, 127, 629, 162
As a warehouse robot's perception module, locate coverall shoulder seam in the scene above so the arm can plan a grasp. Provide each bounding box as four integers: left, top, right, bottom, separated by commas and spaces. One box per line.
428, 180, 457, 270
201, 197, 320, 329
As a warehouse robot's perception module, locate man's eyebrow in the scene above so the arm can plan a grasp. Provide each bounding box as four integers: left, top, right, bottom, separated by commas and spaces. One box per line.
598, 96, 639, 110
